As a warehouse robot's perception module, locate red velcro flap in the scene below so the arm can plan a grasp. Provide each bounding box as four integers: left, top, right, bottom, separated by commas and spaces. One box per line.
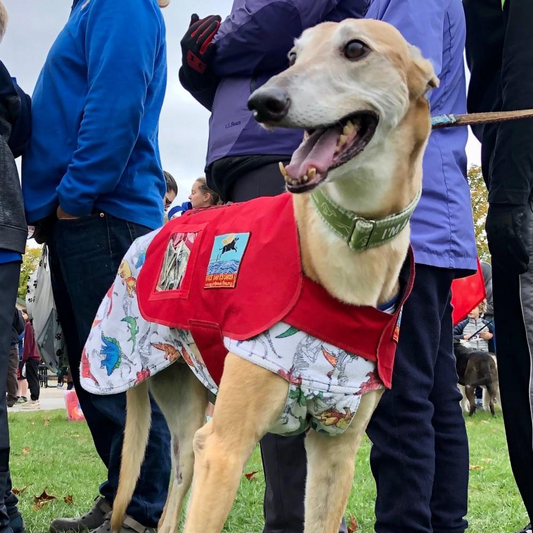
189, 320, 227, 386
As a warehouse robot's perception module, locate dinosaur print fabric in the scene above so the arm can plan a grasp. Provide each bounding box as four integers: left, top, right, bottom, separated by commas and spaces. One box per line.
82, 228, 391, 436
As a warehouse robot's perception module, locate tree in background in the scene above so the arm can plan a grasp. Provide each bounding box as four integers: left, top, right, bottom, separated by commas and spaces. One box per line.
467, 165, 490, 261
18, 246, 42, 300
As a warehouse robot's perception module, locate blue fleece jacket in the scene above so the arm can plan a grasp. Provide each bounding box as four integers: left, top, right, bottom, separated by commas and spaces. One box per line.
22, 0, 167, 230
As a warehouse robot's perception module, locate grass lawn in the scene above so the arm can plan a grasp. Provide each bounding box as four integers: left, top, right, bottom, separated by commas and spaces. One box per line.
8, 407, 528, 533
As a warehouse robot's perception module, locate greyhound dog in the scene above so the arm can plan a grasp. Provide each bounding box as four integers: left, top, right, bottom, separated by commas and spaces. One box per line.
103, 19, 438, 533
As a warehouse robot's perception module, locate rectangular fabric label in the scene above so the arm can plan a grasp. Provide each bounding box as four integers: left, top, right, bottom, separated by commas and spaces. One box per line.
205, 233, 251, 289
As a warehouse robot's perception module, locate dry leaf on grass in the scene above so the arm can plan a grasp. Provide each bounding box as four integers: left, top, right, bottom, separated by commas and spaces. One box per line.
469, 465, 485, 470
244, 471, 259, 481
12, 484, 32, 495
43, 418, 50, 426
481, 458, 492, 463
33, 489, 57, 510
63, 495, 74, 505
348, 514, 358, 533
22, 447, 30, 454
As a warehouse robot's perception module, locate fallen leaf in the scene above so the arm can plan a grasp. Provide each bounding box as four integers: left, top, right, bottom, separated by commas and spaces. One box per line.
244, 471, 259, 481
12, 484, 32, 495
22, 447, 30, 454
348, 514, 358, 533
469, 465, 485, 470
63, 495, 74, 505
481, 420, 489, 425
33, 489, 57, 510
481, 458, 492, 463
43, 418, 50, 426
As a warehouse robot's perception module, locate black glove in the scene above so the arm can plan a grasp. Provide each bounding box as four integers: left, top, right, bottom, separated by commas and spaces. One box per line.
180, 14, 221, 92
486, 203, 531, 275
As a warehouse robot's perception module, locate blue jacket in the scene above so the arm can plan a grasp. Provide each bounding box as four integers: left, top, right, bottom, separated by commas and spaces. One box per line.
22, 0, 167, 230
204, 0, 477, 272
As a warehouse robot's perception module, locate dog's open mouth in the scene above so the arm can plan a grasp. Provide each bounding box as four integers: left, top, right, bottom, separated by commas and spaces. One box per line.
280, 111, 379, 193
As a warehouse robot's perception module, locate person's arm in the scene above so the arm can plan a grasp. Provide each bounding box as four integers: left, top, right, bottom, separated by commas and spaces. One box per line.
0, 62, 31, 157
9, 83, 31, 159
453, 319, 467, 340
56, 0, 164, 217
22, 321, 34, 363
480, 319, 494, 340
13, 309, 24, 336
366, 0, 445, 102
212, 0, 363, 78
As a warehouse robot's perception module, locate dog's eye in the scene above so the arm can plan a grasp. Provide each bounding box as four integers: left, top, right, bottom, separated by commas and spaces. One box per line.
288, 52, 297, 67
344, 40, 369, 60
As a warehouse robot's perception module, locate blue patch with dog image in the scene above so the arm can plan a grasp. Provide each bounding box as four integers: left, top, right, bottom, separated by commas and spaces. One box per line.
205, 233, 251, 289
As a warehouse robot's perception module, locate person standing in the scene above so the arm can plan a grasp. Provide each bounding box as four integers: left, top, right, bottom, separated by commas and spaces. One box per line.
6, 310, 23, 409
22, 1, 171, 532
20, 316, 41, 410
0, 2, 32, 532
464, 1, 533, 531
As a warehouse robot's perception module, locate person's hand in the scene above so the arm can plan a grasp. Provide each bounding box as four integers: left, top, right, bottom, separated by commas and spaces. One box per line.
463, 334, 470, 340
480, 332, 493, 340
56, 206, 80, 220
486, 203, 530, 275
180, 14, 221, 91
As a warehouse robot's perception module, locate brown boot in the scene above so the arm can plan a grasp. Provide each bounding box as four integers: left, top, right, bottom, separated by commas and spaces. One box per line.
50, 496, 112, 532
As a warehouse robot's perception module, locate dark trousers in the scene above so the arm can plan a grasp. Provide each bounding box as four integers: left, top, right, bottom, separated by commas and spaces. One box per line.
465, 0, 533, 522
47, 212, 171, 527
366, 266, 469, 533
24, 360, 40, 401
5, 349, 18, 408
0, 262, 23, 533
227, 160, 347, 533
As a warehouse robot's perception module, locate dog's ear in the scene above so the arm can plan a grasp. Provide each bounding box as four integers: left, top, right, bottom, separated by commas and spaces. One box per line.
406, 44, 439, 98
0, 2, 8, 44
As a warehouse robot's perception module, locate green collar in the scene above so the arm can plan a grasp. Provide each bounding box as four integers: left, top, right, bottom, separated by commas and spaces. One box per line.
309, 188, 421, 252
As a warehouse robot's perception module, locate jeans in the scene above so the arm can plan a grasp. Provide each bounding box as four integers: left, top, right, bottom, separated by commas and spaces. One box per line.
0, 262, 23, 533
367, 266, 469, 533
47, 212, 170, 527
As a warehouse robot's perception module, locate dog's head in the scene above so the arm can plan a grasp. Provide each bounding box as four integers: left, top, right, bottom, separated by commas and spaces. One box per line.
248, 19, 438, 195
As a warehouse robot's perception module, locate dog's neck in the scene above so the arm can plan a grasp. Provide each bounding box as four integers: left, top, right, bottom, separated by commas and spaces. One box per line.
292, 99, 429, 308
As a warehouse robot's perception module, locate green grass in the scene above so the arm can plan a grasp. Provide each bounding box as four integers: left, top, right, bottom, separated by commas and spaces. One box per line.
8, 408, 528, 532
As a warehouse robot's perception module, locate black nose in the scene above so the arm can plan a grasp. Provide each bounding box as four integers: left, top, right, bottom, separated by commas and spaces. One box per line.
248, 87, 291, 123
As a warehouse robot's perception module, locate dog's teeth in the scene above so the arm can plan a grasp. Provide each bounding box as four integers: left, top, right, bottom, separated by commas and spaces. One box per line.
303, 131, 310, 141
338, 134, 348, 146
279, 162, 289, 180
307, 167, 317, 180
343, 121, 355, 135
301, 174, 309, 183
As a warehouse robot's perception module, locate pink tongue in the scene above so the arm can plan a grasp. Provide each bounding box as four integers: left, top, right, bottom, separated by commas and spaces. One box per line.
285, 128, 340, 180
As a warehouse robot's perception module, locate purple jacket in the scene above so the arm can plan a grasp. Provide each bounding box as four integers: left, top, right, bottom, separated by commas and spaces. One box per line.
207, 0, 477, 272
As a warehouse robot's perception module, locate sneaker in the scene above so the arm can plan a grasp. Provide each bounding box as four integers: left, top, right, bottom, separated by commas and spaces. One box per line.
516, 524, 532, 533
16, 397, 28, 404
20, 400, 40, 410
56, 384, 64, 389
50, 497, 111, 533
91, 513, 155, 533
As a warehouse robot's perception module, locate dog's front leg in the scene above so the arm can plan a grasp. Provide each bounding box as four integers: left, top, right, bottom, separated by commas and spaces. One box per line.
304, 389, 383, 533
183, 353, 288, 533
